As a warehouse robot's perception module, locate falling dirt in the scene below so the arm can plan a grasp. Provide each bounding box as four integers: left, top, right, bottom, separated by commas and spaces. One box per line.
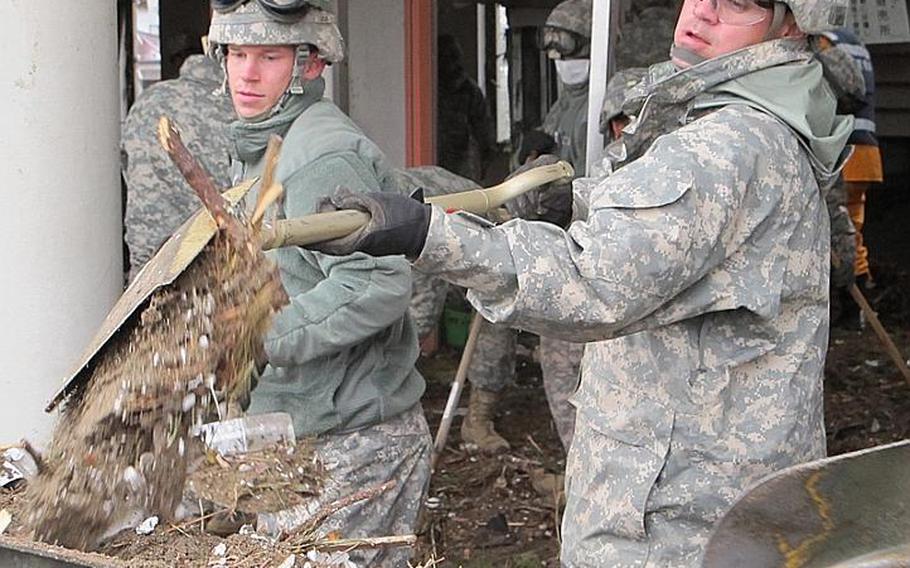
1, 267, 907, 567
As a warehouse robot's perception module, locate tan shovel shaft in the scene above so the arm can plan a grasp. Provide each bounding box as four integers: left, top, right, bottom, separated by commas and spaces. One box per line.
260, 160, 574, 250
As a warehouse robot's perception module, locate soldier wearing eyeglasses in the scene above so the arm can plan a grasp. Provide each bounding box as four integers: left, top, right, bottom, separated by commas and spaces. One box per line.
309, 0, 857, 563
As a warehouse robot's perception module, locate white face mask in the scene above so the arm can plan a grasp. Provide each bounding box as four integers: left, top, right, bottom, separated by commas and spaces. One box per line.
554, 59, 590, 85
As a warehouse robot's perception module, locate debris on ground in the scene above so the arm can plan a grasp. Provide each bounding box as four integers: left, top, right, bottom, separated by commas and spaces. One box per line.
22, 121, 288, 551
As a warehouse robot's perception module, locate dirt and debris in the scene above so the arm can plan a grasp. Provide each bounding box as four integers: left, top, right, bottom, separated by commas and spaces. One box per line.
186, 442, 324, 515
22, 122, 288, 551
0, 268, 906, 566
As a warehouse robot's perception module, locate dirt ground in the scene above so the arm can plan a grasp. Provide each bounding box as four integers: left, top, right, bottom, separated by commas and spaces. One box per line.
1, 266, 908, 567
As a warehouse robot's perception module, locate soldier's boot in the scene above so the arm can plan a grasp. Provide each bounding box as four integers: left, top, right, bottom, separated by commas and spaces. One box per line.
461, 388, 510, 453
530, 468, 566, 508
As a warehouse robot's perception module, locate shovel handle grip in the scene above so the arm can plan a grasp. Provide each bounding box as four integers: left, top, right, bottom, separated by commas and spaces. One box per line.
260, 160, 574, 250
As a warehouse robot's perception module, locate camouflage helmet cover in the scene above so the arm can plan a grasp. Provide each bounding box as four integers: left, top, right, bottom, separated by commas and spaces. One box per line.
779, 0, 848, 35
545, 0, 593, 38
208, 1, 344, 63
600, 67, 648, 133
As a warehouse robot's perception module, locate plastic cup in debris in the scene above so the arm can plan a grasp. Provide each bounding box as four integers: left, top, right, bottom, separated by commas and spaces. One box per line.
1, 446, 39, 488
193, 412, 296, 456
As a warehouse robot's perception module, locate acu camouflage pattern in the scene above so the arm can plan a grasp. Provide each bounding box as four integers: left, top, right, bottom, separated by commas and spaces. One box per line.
600, 67, 648, 134
397, 166, 519, 394
256, 405, 431, 567
546, 0, 593, 38
780, 0, 848, 35
208, 2, 344, 63
539, 336, 583, 449
122, 55, 234, 281
826, 175, 856, 288
413, 39, 842, 566
811, 34, 865, 104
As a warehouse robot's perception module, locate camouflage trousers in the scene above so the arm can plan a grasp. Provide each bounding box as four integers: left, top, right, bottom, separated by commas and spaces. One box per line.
409, 273, 517, 393
257, 405, 431, 567
539, 337, 583, 450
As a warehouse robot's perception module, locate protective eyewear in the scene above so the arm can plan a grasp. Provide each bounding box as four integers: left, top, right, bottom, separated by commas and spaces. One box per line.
537, 27, 586, 59
697, 0, 775, 26
211, 0, 330, 23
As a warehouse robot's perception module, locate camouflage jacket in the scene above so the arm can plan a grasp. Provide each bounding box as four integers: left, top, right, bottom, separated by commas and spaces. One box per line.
122, 55, 234, 280
413, 39, 851, 564
231, 81, 425, 438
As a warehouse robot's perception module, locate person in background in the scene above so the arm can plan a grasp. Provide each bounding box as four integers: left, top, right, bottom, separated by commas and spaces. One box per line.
309, 0, 855, 561
819, 28, 883, 328
122, 42, 234, 282
437, 34, 494, 183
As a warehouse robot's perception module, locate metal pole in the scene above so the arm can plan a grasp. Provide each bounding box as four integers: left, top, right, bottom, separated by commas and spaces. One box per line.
431, 312, 485, 472
585, 0, 611, 176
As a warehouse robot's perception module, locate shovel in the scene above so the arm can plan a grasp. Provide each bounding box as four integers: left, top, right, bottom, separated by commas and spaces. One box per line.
258, 160, 575, 249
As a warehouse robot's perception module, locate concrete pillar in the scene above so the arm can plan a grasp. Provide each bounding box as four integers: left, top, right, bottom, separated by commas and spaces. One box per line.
346, 0, 407, 168
0, 2, 122, 444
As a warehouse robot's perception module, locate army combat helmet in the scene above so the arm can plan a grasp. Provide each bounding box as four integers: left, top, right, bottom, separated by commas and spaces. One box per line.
773, 0, 847, 35
208, 0, 344, 98
539, 0, 593, 59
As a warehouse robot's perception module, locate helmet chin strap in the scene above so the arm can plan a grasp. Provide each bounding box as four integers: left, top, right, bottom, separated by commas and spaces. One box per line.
763, 2, 787, 40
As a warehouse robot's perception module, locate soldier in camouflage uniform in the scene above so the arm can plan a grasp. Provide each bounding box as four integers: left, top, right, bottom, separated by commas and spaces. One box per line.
600, 68, 648, 140
436, 35, 494, 183
122, 53, 234, 282
393, 166, 481, 340
207, 4, 430, 566
397, 165, 519, 455
310, 0, 854, 562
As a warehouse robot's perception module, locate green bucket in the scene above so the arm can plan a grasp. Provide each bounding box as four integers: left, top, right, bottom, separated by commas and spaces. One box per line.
443, 307, 472, 348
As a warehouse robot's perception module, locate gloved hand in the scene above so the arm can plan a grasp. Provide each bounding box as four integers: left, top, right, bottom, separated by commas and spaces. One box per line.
504, 154, 568, 222
517, 130, 557, 165
225, 342, 266, 419
309, 187, 432, 258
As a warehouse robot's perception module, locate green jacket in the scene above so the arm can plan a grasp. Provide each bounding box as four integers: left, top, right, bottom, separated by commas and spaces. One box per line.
542, 80, 589, 177
230, 82, 425, 438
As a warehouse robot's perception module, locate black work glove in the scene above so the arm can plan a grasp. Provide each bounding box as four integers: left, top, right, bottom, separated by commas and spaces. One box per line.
517, 130, 557, 165
310, 187, 432, 258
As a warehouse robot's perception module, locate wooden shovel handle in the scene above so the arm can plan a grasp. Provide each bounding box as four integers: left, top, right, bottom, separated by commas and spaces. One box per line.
259, 160, 574, 250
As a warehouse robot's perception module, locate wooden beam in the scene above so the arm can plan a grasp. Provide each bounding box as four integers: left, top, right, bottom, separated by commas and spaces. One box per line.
404, 0, 435, 166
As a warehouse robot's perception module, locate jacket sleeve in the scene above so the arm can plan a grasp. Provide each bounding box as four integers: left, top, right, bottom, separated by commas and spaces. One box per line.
413, 107, 802, 343
263, 153, 414, 366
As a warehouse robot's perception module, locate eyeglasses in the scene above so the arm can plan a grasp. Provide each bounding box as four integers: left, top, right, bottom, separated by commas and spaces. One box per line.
211, 0, 330, 23
697, 0, 775, 26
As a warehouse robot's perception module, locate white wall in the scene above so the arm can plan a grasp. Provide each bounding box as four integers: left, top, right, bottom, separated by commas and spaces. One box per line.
0, 2, 122, 444
345, 0, 407, 168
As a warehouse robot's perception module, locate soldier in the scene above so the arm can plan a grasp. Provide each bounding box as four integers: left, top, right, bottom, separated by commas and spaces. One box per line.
206, 3, 430, 566
599, 67, 648, 141
311, 0, 854, 563
122, 51, 234, 282
436, 34, 494, 183
819, 28, 883, 328
457, 0, 597, 458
